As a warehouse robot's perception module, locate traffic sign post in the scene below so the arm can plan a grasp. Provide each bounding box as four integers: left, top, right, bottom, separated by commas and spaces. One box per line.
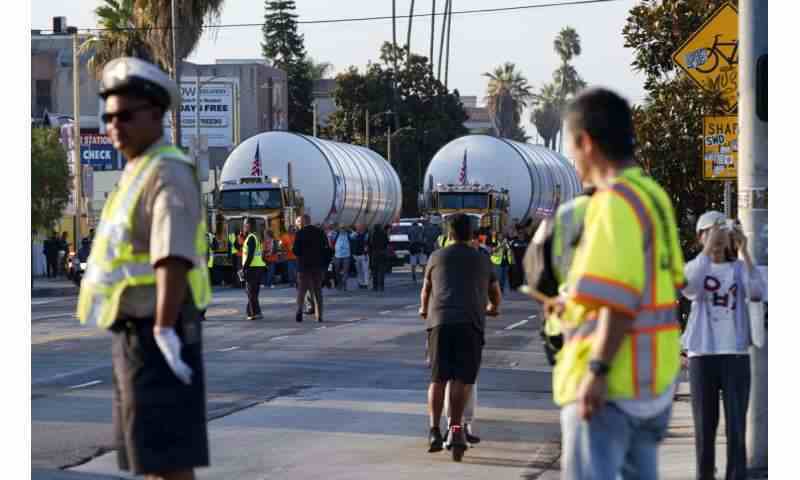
672, 2, 739, 113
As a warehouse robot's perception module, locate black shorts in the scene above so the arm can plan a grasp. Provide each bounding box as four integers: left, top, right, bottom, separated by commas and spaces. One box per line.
111, 309, 209, 474
428, 323, 484, 385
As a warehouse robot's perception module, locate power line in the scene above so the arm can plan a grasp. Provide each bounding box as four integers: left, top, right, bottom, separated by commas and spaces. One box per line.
35, 0, 620, 34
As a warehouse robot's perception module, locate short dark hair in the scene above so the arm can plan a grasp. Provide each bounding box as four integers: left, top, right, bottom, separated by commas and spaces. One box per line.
566, 87, 635, 162
246, 217, 257, 228
449, 213, 472, 242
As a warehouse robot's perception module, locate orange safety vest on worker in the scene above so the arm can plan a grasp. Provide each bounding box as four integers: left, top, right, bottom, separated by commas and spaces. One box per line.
554, 167, 685, 406
280, 232, 296, 261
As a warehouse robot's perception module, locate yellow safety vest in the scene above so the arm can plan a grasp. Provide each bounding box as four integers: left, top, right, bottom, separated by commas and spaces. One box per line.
77, 145, 212, 329
541, 195, 590, 339
489, 242, 514, 266
554, 168, 685, 406
437, 234, 455, 248
207, 232, 214, 268
228, 233, 239, 255
242, 233, 266, 268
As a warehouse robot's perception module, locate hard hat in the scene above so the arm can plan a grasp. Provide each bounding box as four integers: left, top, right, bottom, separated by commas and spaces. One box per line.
696, 210, 725, 233
98, 57, 180, 112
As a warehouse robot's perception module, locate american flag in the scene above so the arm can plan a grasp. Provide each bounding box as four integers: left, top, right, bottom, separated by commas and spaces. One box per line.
251, 143, 262, 177
458, 149, 468, 185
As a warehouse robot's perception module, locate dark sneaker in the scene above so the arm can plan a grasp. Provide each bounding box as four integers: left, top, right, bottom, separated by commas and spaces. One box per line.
465, 423, 480, 444
428, 427, 444, 453
295, 312, 303, 323
445, 425, 467, 462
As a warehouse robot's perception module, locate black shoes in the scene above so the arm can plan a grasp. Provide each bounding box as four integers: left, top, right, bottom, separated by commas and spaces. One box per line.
428, 427, 444, 453
295, 312, 303, 323
465, 424, 480, 444
445, 425, 467, 462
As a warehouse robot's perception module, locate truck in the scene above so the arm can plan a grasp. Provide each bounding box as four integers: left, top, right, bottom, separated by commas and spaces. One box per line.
421, 134, 581, 239
209, 131, 403, 284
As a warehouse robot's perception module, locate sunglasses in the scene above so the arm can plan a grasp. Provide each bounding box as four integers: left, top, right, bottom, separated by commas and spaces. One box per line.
101, 104, 155, 124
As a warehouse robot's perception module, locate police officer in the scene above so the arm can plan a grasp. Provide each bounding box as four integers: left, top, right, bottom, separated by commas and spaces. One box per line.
77, 57, 212, 479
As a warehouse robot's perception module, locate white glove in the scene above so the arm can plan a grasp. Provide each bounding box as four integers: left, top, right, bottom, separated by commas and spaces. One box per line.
153, 327, 193, 385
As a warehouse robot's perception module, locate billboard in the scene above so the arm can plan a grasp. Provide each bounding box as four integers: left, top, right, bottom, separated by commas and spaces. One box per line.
163, 78, 236, 148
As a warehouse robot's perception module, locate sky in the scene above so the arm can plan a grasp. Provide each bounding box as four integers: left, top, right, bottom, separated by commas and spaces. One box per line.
31, 0, 648, 139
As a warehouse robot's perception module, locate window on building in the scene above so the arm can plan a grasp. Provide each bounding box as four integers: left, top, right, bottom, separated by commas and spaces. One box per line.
35, 79, 52, 116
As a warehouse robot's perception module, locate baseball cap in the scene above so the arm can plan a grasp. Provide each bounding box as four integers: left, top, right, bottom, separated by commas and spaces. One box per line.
696, 210, 725, 233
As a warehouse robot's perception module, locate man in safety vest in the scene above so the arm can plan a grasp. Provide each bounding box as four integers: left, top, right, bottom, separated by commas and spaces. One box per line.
240, 218, 266, 320
555, 88, 685, 479
489, 233, 514, 293
523, 185, 595, 366
228, 229, 243, 288
77, 57, 212, 478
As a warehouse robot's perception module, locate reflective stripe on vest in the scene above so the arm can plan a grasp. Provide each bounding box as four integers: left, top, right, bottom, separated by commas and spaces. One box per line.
489, 244, 513, 265
437, 235, 455, 248
242, 233, 266, 267
77, 145, 212, 329
553, 181, 680, 406
229, 233, 239, 254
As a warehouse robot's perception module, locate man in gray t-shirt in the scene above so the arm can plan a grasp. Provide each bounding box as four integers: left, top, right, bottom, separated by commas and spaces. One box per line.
419, 213, 501, 461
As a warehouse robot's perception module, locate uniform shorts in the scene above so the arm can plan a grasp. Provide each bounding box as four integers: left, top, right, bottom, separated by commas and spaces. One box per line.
428, 323, 484, 385
410, 253, 427, 266
111, 310, 209, 474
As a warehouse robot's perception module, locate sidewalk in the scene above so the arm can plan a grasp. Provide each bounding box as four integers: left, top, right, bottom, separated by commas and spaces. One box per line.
31, 277, 79, 298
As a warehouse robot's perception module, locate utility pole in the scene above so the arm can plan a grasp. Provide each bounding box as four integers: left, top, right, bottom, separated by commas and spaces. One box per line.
406, 0, 415, 63
312, 101, 318, 137
265, 77, 274, 131
444, 0, 453, 89
430, 0, 436, 74
72, 30, 82, 248
437, 0, 449, 81
739, 0, 768, 474
170, 0, 182, 147
387, 123, 392, 167
365, 108, 370, 148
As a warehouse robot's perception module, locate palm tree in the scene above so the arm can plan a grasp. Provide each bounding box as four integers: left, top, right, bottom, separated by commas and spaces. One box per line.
552, 26, 584, 149
79, 0, 153, 78
483, 62, 533, 139
530, 83, 562, 149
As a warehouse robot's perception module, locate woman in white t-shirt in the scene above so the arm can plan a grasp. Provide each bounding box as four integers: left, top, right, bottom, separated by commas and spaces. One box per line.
681, 211, 763, 480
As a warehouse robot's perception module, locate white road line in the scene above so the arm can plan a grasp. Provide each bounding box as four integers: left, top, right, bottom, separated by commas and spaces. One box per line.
217, 346, 240, 352
316, 326, 327, 330
68, 380, 102, 390
32, 365, 107, 386
270, 336, 289, 341
404, 305, 419, 309
505, 319, 529, 330
31, 312, 76, 321
528, 315, 537, 319
380, 310, 393, 315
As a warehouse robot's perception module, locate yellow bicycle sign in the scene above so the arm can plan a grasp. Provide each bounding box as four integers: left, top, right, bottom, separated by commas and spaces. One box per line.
673, 2, 739, 113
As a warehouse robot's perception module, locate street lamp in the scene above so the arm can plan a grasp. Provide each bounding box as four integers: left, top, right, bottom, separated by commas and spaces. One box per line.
366, 110, 393, 149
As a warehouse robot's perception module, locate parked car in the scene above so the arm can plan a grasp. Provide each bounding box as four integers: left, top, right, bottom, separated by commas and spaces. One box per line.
388, 222, 412, 268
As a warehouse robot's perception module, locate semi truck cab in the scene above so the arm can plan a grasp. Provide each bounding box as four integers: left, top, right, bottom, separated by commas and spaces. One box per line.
421, 183, 510, 236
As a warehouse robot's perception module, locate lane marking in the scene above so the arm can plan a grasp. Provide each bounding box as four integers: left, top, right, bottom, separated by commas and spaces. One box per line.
505, 319, 529, 330
380, 310, 393, 315
68, 380, 102, 390
528, 315, 537, 319
270, 336, 289, 341
315, 326, 327, 330
32, 365, 107, 386
404, 305, 419, 310
31, 299, 66, 306
31, 312, 77, 321
217, 346, 240, 352
32, 330, 102, 345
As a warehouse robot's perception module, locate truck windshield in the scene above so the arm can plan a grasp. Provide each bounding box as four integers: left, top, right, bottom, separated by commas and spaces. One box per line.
439, 193, 489, 209
220, 189, 283, 210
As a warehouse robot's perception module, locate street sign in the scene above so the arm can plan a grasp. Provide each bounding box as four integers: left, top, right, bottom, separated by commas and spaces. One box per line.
703, 115, 738, 180
672, 2, 739, 112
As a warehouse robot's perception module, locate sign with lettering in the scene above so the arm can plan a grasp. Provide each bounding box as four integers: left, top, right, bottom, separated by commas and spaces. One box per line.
703, 116, 738, 180
80, 134, 120, 171
164, 78, 236, 148
672, 2, 739, 112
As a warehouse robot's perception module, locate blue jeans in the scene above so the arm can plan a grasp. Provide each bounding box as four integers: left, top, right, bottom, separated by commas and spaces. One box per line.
286, 260, 297, 285
494, 264, 508, 292
263, 263, 276, 286
561, 401, 672, 480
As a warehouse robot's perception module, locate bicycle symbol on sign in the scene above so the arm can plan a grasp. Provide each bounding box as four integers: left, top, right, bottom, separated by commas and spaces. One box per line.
685, 34, 739, 73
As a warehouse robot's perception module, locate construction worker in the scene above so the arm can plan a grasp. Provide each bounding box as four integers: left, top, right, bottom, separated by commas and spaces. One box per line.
229, 229, 242, 287
554, 88, 684, 479
240, 218, 266, 320
77, 58, 211, 479
489, 233, 514, 293
523, 185, 596, 366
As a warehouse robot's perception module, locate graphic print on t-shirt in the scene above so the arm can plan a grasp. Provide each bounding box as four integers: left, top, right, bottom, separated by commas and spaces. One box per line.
698, 262, 742, 354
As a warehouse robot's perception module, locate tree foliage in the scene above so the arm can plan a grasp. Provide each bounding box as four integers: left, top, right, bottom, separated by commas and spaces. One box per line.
623, 0, 734, 254
530, 82, 562, 149
80, 0, 154, 78
482, 62, 533, 139
327, 43, 468, 215
32, 128, 71, 234
261, 0, 314, 133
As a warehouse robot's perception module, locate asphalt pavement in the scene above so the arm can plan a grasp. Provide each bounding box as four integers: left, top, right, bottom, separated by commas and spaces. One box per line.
31, 269, 722, 479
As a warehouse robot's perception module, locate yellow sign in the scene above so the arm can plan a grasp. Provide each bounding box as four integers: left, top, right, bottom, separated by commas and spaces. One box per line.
703, 116, 738, 180
673, 2, 739, 112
